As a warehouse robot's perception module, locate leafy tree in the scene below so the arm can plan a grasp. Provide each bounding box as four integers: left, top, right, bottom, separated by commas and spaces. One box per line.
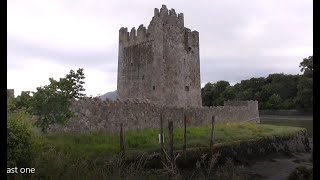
266, 94, 282, 109
295, 56, 313, 112
201, 81, 231, 106
237, 78, 266, 92
32, 87, 72, 132
201, 83, 214, 106
295, 76, 313, 112
235, 90, 251, 101
11, 91, 33, 113
32, 68, 86, 132
54, 68, 86, 98
254, 85, 272, 102
280, 98, 295, 110
214, 81, 230, 94
299, 55, 313, 78
211, 81, 230, 106
254, 85, 273, 109
265, 73, 299, 100
9, 68, 86, 133
221, 86, 236, 100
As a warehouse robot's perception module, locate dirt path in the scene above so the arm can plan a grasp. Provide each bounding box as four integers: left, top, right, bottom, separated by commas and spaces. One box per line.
245, 138, 313, 180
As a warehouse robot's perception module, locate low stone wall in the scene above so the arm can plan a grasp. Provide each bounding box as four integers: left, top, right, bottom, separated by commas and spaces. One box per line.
49, 98, 260, 133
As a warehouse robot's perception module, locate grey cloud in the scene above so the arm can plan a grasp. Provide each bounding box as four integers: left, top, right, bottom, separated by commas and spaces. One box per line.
7, 0, 312, 93
7, 36, 118, 73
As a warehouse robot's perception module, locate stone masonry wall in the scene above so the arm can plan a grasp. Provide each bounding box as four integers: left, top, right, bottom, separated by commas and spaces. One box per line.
117, 5, 202, 108
49, 98, 260, 134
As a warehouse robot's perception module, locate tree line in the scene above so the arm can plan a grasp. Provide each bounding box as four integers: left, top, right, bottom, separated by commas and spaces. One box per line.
201, 56, 313, 112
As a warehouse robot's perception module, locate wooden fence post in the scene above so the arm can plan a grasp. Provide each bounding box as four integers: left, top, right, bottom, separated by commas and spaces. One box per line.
210, 116, 215, 149
168, 121, 174, 163
160, 113, 164, 156
120, 123, 125, 157
183, 114, 187, 155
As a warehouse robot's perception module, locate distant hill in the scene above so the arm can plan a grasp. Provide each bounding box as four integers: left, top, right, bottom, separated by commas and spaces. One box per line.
99, 90, 118, 101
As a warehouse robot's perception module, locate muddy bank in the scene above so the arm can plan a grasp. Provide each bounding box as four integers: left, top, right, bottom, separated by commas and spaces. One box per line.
243, 137, 313, 180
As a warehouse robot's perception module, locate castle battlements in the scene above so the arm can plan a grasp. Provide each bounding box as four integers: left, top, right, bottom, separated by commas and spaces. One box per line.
119, 5, 186, 45
119, 24, 149, 42
117, 5, 202, 108
151, 5, 184, 28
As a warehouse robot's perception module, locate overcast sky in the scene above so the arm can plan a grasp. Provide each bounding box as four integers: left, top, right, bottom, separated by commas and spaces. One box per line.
7, 0, 313, 97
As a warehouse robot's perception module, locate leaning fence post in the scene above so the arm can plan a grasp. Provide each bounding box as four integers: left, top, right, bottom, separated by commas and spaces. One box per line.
120, 123, 125, 157
210, 116, 215, 149
183, 114, 187, 155
168, 121, 174, 163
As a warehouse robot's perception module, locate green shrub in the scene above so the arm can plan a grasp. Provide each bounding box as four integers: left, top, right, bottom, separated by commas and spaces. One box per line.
7, 110, 36, 167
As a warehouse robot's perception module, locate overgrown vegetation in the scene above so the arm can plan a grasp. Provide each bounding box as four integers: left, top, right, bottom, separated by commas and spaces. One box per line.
7, 113, 305, 179
7, 68, 87, 178
201, 56, 313, 112
7, 109, 37, 167
9, 68, 86, 132
43, 123, 302, 160
188, 154, 248, 179
261, 118, 313, 137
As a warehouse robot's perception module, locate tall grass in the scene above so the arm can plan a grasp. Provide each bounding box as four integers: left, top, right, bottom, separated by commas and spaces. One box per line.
7, 122, 305, 179
45, 122, 303, 159
260, 118, 313, 137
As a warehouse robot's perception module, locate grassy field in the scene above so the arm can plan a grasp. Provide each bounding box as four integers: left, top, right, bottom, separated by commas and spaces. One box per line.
8, 122, 305, 179
45, 122, 304, 159
260, 117, 313, 137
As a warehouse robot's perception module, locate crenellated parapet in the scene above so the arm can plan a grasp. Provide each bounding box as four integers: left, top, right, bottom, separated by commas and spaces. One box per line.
119, 24, 151, 45
119, 27, 129, 43
119, 5, 185, 45
137, 25, 147, 40
150, 5, 184, 28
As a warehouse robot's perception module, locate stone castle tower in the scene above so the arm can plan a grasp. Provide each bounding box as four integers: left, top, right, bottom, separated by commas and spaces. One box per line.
117, 5, 202, 107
